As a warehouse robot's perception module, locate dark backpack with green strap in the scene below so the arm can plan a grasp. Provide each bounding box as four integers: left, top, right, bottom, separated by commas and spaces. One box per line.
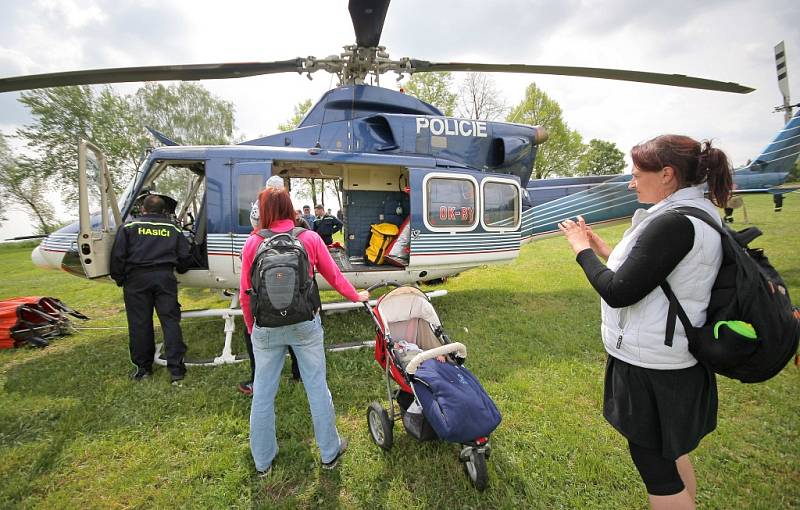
661, 207, 799, 383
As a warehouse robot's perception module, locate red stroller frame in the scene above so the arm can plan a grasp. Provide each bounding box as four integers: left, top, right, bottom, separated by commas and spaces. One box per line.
362, 282, 492, 491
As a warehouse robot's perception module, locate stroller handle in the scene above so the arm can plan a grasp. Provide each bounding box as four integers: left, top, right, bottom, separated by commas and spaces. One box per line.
362, 281, 402, 319
362, 300, 383, 330
365, 281, 404, 293
405, 342, 467, 375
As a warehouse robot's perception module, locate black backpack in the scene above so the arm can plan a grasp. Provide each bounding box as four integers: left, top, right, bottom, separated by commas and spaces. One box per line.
661, 207, 800, 383
248, 228, 321, 327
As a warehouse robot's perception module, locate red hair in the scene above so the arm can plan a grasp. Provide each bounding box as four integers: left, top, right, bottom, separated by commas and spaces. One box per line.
257, 188, 295, 230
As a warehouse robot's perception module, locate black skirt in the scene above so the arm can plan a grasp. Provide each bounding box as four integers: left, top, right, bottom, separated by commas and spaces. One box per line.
603, 355, 718, 460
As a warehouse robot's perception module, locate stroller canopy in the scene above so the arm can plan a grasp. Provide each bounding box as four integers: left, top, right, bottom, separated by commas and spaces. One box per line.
375, 286, 442, 335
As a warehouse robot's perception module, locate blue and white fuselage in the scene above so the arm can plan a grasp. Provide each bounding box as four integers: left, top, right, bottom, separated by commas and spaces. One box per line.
31, 87, 799, 286
520, 109, 800, 239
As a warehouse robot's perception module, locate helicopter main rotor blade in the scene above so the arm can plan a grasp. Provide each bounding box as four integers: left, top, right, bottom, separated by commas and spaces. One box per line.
0, 60, 304, 93
349, 0, 390, 48
410, 61, 754, 94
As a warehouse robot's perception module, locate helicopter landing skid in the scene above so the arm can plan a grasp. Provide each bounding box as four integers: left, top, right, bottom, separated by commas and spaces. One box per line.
154, 293, 247, 367
153, 288, 448, 367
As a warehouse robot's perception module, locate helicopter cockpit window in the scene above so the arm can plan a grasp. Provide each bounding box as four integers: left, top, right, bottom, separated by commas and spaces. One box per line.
117, 158, 150, 215
132, 163, 205, 227
129, 161, 208, 270
83, 152, 102, 204
82, 151, 121, 230
425, 177, 477, 229
482, 180, 520, 230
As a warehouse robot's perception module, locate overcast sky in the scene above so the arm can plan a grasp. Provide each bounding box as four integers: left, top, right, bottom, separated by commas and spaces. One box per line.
1, 0, 798, 239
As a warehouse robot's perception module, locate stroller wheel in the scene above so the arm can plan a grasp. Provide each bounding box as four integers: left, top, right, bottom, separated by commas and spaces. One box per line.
463, 448, 488, 491
367, 401, 393, 450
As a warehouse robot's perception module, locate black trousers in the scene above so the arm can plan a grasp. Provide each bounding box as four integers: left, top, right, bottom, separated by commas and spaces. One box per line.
123, 269, 186, 376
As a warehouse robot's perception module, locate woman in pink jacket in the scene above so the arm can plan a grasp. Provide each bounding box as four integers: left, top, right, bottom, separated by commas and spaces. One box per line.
240, 188, 369, 475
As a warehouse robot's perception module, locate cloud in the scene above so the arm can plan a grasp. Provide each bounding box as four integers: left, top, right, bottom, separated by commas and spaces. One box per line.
381, 0, 582, 63
0, 47, 38, 78
0, 1, 190, 73
34, 0, 107, 30
1, 0, 798, 166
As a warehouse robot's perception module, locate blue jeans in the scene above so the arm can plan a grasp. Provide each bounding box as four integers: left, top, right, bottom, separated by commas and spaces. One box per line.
249, 314, 342, 471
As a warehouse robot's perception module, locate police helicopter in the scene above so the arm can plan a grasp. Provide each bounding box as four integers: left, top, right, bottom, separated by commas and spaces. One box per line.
0, 0, 755, 364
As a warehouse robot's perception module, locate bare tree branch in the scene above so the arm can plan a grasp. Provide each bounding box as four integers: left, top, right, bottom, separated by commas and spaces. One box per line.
456, 73, 507, 120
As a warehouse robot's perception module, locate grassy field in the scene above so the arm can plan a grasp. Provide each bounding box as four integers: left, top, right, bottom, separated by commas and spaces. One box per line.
1, 194, 798, 509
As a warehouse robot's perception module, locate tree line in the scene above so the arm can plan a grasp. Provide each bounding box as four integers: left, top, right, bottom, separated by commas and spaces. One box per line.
0, 83, 235, 234
0, 74, 625, 235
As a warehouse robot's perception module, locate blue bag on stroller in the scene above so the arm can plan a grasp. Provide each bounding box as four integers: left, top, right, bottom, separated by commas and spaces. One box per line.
413, 359, 502, 443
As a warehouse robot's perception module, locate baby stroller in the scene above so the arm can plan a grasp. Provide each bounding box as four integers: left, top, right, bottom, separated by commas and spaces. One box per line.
362, 283, 500, 491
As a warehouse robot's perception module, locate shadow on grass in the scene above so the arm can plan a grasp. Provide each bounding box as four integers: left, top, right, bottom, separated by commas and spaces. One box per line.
0, 328, 247, 504
0, 283, 604, 507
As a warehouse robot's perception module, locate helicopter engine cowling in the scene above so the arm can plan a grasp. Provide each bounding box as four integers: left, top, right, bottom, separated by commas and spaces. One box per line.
489, 136, 532, 168
241, 85, 549, 187
488, 125, 550, 172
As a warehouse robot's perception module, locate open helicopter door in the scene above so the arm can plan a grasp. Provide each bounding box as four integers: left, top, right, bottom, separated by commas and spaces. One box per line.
409, 168, 522, 268
77, 139, 122, 279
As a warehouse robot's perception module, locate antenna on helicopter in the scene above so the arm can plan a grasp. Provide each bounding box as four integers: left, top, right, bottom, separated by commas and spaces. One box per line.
146, 126, 179, 147
774, 41, 794, 123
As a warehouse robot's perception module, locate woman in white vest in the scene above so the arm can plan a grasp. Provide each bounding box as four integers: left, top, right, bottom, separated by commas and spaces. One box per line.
559, 134, 733, 510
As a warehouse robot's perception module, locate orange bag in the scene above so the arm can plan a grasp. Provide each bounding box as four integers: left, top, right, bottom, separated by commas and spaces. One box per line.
0, 297, 88, 349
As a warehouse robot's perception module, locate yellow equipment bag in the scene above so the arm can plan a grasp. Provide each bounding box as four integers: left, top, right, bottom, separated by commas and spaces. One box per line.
365, 223, 399, 265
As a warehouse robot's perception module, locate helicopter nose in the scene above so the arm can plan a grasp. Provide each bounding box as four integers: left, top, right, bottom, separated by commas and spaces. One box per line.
31, 244, 63, 270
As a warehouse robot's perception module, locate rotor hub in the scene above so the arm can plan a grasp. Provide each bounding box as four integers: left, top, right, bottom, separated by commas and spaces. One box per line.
299, 45, 413, 85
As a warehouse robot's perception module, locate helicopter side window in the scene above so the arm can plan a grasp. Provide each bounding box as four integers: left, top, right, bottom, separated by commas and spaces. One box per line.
425, 177, 477, 229
237, 174, 265, 228
481, 180, 520, 231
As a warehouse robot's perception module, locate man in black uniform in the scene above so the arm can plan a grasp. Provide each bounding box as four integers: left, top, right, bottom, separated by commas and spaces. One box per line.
111, 195, 191, 383
312, 204, 344, 246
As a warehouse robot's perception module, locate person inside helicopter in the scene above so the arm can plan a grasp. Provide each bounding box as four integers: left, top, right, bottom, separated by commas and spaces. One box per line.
312, 204, 344, 246
131, 189, 207, 270
132, 191, 178, 217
